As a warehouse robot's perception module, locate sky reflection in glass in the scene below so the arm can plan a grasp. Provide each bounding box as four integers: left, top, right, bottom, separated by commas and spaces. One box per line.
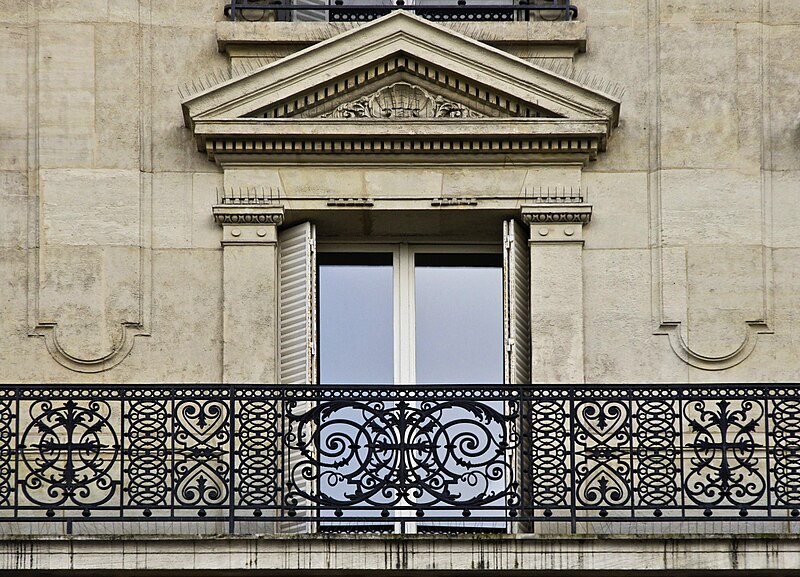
414, 253, 503, 385
318, 253, 394, 384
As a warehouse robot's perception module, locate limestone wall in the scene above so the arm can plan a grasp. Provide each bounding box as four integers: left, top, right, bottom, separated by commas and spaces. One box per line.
1, 0, 798, 383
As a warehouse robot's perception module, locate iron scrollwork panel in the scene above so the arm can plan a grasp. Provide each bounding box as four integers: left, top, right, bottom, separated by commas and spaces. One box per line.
283, 394, 520, 517
236, 397, 281, 509
126, 398, 171, 509
573, 399, 632, 512
172, 400, 230, 510
683, 397, 766, 511
0, 399, 14, 508
18, 399, 120, 511
770, 395, 800, 510
527, 398, 569, 512
633, 398, 679, 511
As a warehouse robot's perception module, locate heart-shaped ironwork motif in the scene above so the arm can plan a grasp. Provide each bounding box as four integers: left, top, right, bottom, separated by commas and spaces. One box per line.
176, 401, 227, 444
576, 402, 627, 444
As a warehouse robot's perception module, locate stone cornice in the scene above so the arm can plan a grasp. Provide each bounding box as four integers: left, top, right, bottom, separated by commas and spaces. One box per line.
194, 118, 607, 165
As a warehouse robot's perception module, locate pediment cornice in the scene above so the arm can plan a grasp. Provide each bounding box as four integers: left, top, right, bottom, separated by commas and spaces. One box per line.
194, 117, 608, 165
181, 12, 621, 165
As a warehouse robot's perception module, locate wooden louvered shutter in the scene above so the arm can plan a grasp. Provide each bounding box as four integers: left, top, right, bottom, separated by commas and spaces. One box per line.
279, 222, 317, 385
278, 222, 317, 533
503, 219, 531, 384
503, 219, 532, 534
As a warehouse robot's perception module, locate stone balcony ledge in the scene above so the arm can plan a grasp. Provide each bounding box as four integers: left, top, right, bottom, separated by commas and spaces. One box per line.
3, 534, 800, 575
217, 20, 587, 62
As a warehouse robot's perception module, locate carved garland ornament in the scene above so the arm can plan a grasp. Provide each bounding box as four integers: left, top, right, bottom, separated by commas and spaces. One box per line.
321, 82, 484, 119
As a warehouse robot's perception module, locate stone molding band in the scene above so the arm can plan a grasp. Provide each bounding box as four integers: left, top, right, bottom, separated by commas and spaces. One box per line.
521, 204, 592, 225
214, 212, 285, 225
212, 205, 285, 227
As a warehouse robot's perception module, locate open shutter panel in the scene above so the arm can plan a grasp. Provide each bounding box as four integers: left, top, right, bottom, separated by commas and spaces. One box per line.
292, 0, 328, 22
503, 219, 531, 385
279, 222, 317, 385
503, 219, 532, 534
278, 222, 317, 534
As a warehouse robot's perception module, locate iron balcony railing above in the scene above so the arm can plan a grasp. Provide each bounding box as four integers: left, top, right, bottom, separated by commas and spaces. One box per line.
224, 0, 578, 22
2, 385, 800, 534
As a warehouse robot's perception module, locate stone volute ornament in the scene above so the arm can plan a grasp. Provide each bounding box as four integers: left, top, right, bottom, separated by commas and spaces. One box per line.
321, 82, 484, 119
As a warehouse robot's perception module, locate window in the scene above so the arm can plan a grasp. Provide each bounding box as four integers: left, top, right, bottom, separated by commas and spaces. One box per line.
277, 221, 530, 533
318, 247, 503, 385
278, 221, 530, 386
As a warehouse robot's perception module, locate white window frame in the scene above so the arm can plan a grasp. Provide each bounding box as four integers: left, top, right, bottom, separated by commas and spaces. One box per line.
317, 241, 502, 385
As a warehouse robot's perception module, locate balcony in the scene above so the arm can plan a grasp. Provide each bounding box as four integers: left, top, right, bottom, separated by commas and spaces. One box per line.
224, 0, 578, 23
1, 385, 799, 536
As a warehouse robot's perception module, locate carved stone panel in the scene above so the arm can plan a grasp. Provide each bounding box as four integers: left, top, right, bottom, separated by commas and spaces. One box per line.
320, 82, 484, 119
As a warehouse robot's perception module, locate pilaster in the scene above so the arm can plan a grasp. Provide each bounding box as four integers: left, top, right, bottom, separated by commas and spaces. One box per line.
522, 204, 591, 384
212, 204, 284, 383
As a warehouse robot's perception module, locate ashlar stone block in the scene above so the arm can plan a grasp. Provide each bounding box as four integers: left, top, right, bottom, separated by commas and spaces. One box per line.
0, 24, 28, 171
41, 169, 141, 246
37, 23, 96, 168
685, 244, 767, 359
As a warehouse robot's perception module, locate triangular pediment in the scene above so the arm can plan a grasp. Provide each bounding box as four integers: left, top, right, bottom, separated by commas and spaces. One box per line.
241, 63, 561, 121
182, 12, 621, 164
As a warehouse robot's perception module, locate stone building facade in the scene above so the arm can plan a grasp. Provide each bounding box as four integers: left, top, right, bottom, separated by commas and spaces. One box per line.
1, 0, 800, 574
2, 0, 799, 384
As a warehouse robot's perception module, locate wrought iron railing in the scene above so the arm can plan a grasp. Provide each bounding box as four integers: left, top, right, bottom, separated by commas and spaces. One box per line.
224, 0, 578, 22
1, 385, 799, 534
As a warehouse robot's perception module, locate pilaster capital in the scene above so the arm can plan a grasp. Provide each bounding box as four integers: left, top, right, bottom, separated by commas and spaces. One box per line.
212, 205, 284, 245
521, 204, 592, 244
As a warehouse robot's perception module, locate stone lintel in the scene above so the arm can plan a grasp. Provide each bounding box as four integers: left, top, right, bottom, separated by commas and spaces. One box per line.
3, 535, 800, 574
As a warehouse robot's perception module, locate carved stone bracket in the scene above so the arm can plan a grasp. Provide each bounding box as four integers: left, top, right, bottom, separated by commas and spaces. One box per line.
522, 204, 592, 243
321, 82, 484, 119
212, 205, 284, 246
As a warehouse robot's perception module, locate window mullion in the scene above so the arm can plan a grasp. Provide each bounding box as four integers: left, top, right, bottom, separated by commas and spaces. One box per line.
396, 244, 415, 385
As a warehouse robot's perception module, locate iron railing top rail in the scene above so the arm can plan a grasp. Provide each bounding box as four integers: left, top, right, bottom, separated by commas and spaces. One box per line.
224, 0, 578, 21
3, 382, 800, 396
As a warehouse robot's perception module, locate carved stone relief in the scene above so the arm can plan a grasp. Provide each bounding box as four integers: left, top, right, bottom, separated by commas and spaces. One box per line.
321, 82, 484, 119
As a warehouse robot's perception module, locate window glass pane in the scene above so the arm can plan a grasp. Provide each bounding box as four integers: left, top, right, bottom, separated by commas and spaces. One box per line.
414, 253, 503, 384
318, 253, 394, 384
